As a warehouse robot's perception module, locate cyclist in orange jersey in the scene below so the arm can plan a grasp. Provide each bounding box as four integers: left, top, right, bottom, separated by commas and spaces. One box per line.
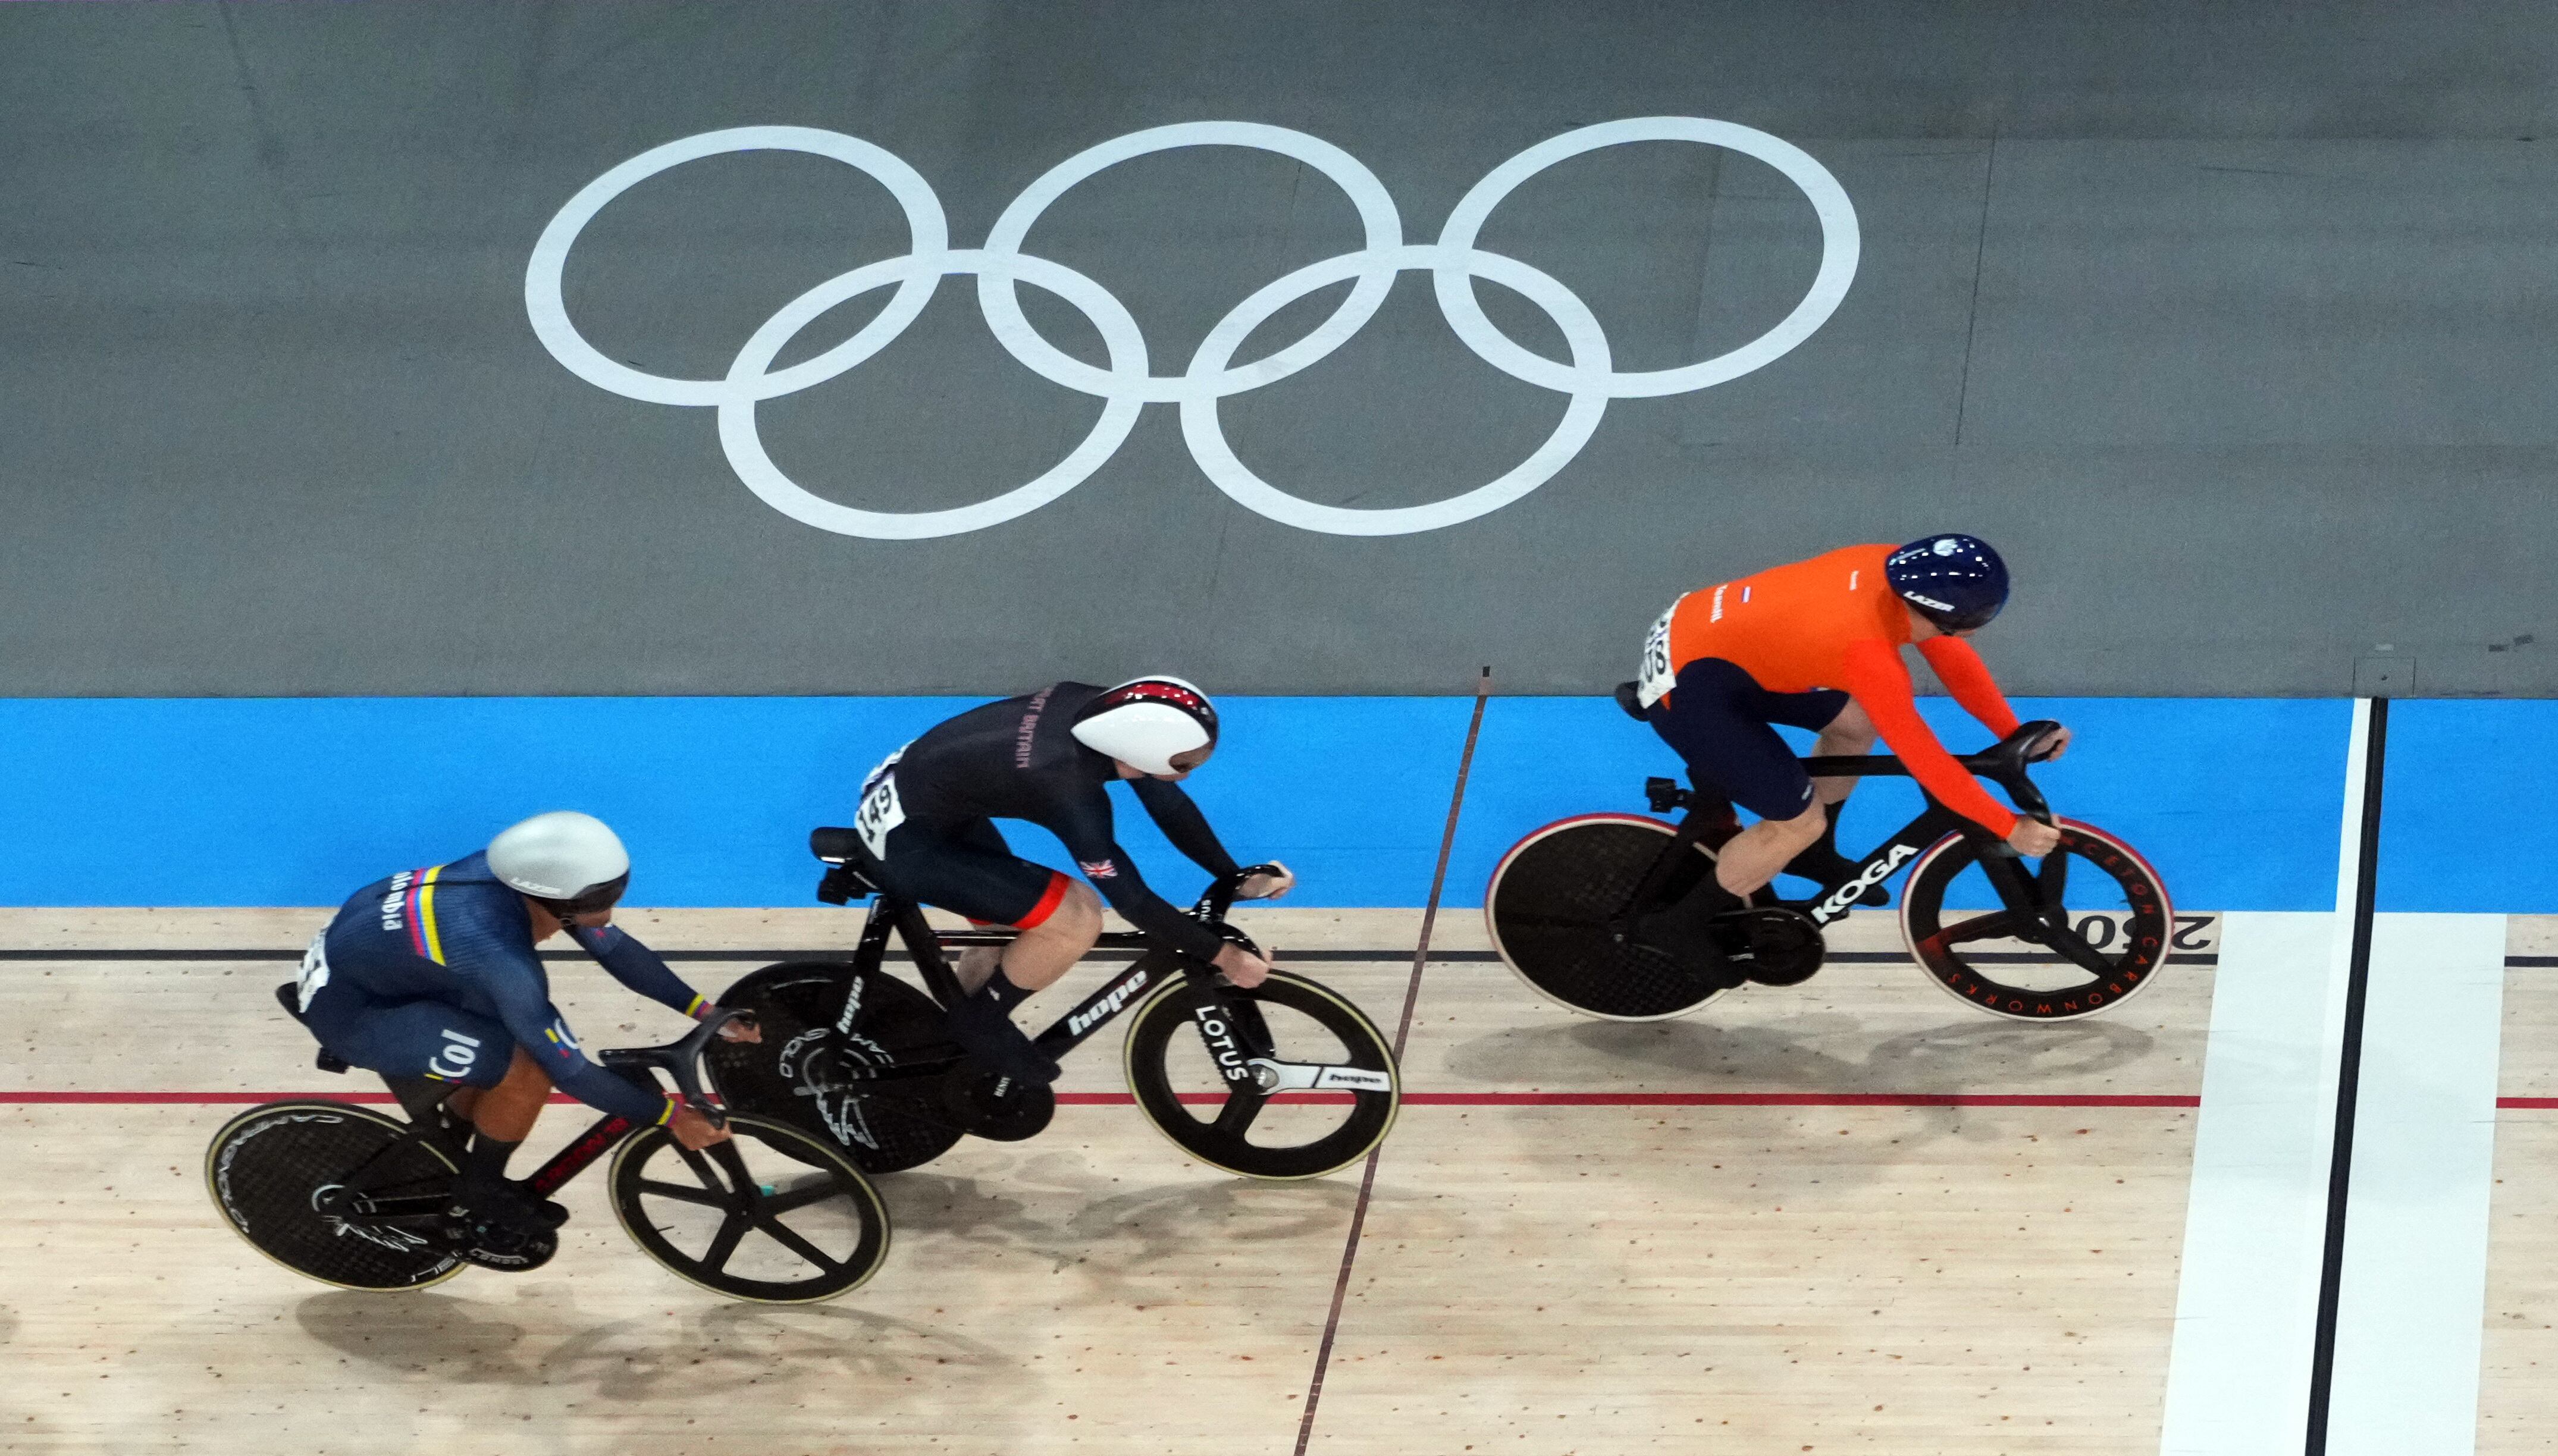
1631, 535, 2069, 910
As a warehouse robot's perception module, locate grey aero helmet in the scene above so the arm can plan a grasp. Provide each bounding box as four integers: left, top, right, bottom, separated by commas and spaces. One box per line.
1069, 677, 1220, 776
487, 810, 632, 917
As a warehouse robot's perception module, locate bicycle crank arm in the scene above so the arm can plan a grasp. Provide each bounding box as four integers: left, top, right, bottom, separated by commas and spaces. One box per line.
1244, 1057, 1393, 1094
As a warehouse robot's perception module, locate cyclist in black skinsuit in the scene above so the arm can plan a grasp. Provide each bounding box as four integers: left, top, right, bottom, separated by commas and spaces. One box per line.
850, 677, 1292, 1082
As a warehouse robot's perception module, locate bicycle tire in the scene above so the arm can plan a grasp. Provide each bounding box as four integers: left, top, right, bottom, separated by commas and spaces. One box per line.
609, 1113, 892, 1303
707, 961, 965, 1173
204, 1100, 463, 1292
1123, 971, 1399, 1180
1898, 819, 2175, 1022
1485, 814, 1731, 1021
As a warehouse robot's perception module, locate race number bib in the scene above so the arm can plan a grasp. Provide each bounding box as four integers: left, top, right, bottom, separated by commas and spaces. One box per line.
1635, 597, 1682, 708
296, 933, 332, 1012
854, 745, 910, 860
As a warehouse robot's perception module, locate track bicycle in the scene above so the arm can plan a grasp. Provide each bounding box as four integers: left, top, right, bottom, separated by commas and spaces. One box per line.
207, 996, 891, 1301
704, 831, 1399, 1181
1485, 694, 2173, 1023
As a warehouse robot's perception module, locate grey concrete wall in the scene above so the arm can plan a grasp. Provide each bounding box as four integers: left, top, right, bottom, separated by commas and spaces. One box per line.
3, 1, 2553, 696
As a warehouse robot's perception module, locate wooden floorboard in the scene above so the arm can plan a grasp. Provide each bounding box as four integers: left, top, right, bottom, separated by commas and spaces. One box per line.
0, 905, 2236, 1454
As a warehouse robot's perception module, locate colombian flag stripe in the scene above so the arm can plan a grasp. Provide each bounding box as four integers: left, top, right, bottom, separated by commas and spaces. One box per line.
403, 870, 429, 959
416, 865, 446, 965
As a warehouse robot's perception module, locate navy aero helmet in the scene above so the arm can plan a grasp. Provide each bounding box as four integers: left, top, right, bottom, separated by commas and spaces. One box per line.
1884, 535, 2009, 632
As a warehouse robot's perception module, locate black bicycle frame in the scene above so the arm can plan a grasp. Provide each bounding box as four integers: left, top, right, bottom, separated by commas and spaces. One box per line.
333, 1025, 742, 1226
1627, 718, 2070, 934
816, 873, 1275, 1085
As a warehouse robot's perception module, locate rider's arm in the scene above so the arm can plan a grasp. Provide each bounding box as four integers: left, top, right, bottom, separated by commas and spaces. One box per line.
564, 923, 713, 1019
1838, 638, 2021, 838
1127, 777, 1243, 880
1042, 789, 1232, 963
471, 950, 678, 1126
1914, 636, 2023, 739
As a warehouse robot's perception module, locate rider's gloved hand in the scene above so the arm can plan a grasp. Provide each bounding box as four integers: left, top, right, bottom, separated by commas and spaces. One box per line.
2035, 724, 2074, 760
1237, 862, 1295, 900
666, 1100, 732, 1150
1212, 942, 1273, 989
694, 1004, 763, 1043
2006, 818, 2063, 857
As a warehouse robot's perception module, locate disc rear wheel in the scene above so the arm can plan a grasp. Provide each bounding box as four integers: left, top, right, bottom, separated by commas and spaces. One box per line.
1485, 815, 1730, 1020
707, 961, 966, 1173
205, 1100, 463, 1292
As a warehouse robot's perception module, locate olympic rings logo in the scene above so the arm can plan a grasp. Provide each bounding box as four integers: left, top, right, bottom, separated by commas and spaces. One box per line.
527, 118, 1858, 539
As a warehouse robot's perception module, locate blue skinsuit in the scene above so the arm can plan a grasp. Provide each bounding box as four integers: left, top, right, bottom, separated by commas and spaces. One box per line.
301, 851, 703, 1125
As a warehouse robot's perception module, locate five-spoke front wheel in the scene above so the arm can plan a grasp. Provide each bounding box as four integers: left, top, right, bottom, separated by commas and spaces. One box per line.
608, 1113, 891, 1303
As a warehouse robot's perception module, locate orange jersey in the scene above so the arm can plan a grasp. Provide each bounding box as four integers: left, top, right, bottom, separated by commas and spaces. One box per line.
1639, 544, 2025, 834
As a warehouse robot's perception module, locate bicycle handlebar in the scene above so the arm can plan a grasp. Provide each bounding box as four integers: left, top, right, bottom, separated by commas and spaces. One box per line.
598, 1007, 750, 1127
1798, 718, 2062, 784
1194, 863, 1286, 922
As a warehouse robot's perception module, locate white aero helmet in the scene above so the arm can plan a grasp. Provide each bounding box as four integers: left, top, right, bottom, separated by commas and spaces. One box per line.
1069, 677, 1220, 776
487, 810, 632, 913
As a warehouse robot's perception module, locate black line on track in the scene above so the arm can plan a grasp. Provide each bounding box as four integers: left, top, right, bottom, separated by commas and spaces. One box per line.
1293, 670, 1491, 1456
0, 948, 2234, 965
2304, 698, 2388, 1456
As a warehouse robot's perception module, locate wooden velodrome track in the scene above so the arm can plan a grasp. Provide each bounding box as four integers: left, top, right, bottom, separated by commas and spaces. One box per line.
0, 905, 2547, 1454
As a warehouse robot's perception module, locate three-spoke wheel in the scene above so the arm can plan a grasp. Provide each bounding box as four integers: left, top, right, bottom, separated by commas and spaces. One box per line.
608, 1113, 891, 1303
1898, 819, 2174, 1021
1121, 970, 1400, 1179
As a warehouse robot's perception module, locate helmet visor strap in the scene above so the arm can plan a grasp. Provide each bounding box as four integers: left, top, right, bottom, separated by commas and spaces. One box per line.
1927, 601, 2002, 632
543, 871, 630, 922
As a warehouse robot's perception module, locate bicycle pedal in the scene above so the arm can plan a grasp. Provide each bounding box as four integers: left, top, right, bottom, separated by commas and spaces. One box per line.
1708, 907, 1826, 988
943, 1071, 1055, 1143
444, 1213, 559, 1272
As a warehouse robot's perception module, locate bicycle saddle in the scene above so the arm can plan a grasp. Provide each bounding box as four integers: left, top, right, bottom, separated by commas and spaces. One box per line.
809, 828, 885, 904
1612, 680, 1647, 721
809, 827, 866, 864
273, 981, 352, 1074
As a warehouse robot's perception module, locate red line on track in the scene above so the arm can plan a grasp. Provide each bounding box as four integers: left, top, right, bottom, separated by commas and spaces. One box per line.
1, 1089, 2202, 1108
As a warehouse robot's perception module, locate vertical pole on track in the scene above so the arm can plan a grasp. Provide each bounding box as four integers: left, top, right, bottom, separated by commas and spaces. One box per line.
1293, 666, 1493, 1456
2304, 696, 2389, 1456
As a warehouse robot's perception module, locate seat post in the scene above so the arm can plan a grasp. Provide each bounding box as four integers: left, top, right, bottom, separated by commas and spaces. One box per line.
890, 898, 970, 1010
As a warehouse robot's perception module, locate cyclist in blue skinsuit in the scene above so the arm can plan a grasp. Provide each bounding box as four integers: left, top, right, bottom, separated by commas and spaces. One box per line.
296, 811, 757, 1263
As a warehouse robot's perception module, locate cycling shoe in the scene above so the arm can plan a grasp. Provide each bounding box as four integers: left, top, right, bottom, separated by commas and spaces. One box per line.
946, 997, 1062, 1085
507, 1180, 570, 1230
446, 1207, 559, 1272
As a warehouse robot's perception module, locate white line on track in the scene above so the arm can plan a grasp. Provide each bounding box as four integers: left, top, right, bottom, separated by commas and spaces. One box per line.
2327, 911, 2508, 1455
2155, 700, 2368, 1455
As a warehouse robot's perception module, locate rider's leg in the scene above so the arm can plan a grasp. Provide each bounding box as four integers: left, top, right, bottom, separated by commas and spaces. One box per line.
320, 997, 559, 1241
874, 826, 1086, 1083
1712, 800, 1828, 897
1808, 698, 1877, 806
462, 1046, 551, 1144
453, 1048, 568, 1228
1650, 660, 1833, 900
955, 880, 1104, 994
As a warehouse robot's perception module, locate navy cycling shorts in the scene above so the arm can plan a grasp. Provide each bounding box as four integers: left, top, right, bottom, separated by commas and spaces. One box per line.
869, 817, 1072, 929
1648, 657, 1851, 822
302, 984, 513, 1090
